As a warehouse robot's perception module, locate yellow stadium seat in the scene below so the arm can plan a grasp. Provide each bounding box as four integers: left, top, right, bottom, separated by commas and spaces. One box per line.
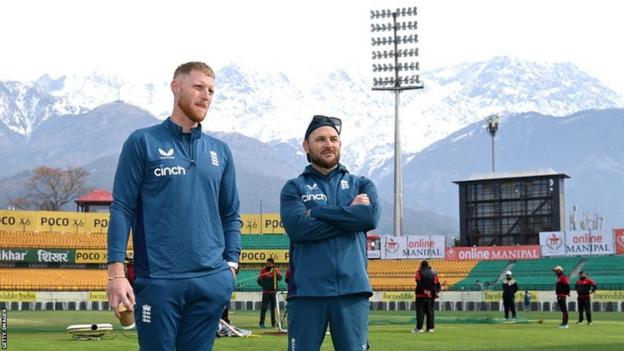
0, 268, 107, 291
368, 259, 478, 291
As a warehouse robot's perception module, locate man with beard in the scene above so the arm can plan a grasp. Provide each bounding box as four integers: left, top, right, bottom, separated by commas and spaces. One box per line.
281, 115, 380, 351
553, 265, 570, 328
107, 62, 241, 351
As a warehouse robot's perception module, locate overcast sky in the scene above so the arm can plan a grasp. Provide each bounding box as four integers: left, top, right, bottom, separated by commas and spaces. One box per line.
1, 0, 623, 95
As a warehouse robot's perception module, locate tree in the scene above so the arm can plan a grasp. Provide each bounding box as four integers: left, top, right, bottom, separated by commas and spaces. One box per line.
9, 166, 90, 211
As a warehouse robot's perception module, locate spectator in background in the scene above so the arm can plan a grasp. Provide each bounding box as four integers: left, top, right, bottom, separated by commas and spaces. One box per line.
257, 258, 282, 328
523, 290, 531, 312
575, 271, 597, 325
502, 271, 518, 321
475, 279, 484, 291
413, 260, 438, 333
553, 265, 570, 328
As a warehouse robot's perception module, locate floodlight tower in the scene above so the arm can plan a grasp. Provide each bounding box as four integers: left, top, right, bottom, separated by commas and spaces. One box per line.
486, 114, 500, 172
370, 7, 423, 237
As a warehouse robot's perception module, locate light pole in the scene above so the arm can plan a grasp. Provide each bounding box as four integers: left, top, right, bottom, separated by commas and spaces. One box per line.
486, 114, 500, 172
370, 7, 423, 237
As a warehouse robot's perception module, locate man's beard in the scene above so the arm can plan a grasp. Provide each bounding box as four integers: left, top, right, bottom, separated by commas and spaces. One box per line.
177, 94, 207, 123
309, 149, 340, 169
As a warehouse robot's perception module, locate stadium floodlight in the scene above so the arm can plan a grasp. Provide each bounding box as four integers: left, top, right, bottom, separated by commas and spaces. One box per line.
370, 6, 423, 237
486, 114, 500, 172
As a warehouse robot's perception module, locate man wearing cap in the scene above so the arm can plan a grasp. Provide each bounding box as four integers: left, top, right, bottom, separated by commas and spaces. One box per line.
502, 271, 518, 321
575, 271, 597, 325
281, 115, 380, 351
257, 257, 282, 328
553, 266, 570, 328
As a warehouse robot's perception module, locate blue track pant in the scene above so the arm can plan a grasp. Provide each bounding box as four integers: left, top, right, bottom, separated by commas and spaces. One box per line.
133, 269, 234, 351
287, 294, 369, 351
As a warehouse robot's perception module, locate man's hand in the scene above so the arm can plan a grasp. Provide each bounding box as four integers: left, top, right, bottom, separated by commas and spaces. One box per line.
351, 193, 370, 206
106, 262, 135, 319
230, 266, 237, 278
107, 278, 135, 319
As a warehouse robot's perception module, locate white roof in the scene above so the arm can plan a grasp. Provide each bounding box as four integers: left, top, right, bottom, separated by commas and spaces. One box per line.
454, 168, 569, 183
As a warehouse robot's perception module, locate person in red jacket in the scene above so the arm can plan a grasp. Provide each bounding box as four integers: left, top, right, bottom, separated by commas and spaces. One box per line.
257, 258, 282, 328
413, 260, 439, 333
553, 265, 570, 328
575, 271, 597, 325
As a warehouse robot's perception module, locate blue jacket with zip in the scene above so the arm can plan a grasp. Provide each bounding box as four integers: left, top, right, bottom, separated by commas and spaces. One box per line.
107, 118, 241, 279
280, 164, 380, 298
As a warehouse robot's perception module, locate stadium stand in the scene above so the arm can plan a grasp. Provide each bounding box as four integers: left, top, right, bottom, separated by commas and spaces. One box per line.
241, 234, 289, 250
450, 260, 509, 291
235, 269, 288, 292
580, 255, 624, 290
0, 231, 132, 250
367, 259, 478, 291
0, 268, 107, 291
503, 257, 582, 290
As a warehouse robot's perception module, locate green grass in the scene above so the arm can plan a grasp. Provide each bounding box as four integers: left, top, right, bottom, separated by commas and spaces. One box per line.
3, 310, 624, 350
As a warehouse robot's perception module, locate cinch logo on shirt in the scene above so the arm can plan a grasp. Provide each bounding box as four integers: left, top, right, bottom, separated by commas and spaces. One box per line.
154, 165, 186, 177
301, 193, 327, 202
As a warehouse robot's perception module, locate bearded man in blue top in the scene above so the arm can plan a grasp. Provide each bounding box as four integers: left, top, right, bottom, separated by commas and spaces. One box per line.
281, 115, 380, 351
106, 61, 241, 351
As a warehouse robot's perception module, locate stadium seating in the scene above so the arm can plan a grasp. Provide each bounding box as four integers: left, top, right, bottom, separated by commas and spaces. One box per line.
0, 230, 132, 250
580, 256, 624, 290
0, 268, 107, 291
505, 257, 582, 290
235, 269, 288, 292
241, 234, 289, 250
450, 260, 509, 291
368, 259, 478, 291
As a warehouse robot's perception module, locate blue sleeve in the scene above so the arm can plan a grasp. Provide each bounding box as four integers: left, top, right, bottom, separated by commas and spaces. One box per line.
280, 180, 347, 243
219, 144, 241, 263
309, 177, 380, 232
107, 132, 144, 264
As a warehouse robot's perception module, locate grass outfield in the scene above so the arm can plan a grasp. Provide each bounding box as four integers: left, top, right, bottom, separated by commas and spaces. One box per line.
4, 310, 624, 350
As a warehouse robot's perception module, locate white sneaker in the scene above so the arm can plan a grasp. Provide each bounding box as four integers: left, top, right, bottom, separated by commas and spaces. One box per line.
588, 322, 592, 326
411, 328, 424, 333
427, 329, 435, 333
558, 324, 569, 329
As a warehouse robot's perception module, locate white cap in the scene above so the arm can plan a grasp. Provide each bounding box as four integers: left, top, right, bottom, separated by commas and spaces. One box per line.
506, 271, 512, 275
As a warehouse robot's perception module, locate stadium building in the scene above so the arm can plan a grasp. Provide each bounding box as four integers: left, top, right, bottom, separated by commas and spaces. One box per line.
454, 169, 569, 246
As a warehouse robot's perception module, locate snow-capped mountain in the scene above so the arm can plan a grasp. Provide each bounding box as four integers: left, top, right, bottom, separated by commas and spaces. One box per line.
1, 56, 622, 179
376, 109, 624, 227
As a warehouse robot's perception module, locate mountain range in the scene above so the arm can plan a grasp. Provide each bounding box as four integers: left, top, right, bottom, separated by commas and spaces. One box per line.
1, 56, 623, 234
1, 56, 621, 178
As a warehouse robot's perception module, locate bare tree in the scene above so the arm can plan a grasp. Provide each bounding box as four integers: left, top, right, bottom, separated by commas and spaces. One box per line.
7, 196, 32, 210
9, 166, 90, 211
